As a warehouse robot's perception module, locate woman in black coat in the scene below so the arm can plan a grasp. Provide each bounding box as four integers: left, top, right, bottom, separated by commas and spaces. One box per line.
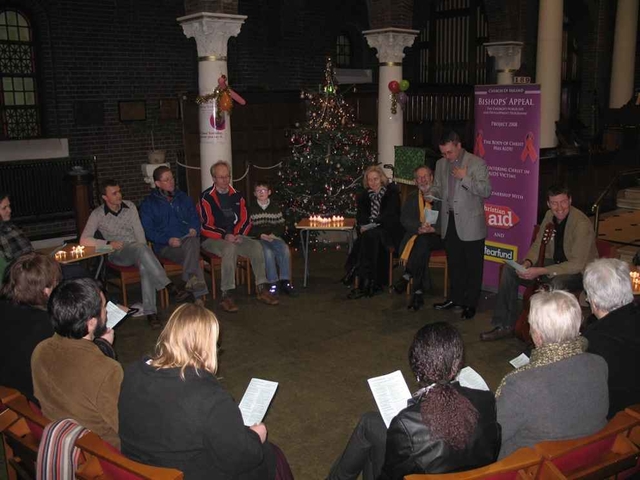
345, 165, 403, 298
327, 322, 501, 480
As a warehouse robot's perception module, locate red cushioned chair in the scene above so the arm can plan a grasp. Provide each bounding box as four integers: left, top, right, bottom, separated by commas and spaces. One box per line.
403, 447, 543, 480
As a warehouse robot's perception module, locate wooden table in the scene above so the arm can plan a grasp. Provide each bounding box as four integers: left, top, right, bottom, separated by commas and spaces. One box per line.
48, 243, 112, 280
295, 218, 356, 287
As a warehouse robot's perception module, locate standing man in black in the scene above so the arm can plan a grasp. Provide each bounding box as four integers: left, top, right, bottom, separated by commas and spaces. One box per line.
428, 131, 491, 319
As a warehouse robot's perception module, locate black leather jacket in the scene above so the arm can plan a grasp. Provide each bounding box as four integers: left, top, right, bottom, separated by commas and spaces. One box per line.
382, 383, 501, 480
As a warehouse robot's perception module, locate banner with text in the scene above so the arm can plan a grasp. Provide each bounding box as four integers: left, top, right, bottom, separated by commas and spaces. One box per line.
474, 85, 541, 290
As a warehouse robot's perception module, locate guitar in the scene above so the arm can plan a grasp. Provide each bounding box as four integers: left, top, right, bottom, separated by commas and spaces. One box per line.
514, 222, 556, 343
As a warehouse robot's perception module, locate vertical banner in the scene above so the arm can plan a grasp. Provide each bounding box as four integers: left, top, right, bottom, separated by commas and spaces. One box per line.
474, 85, 541, 290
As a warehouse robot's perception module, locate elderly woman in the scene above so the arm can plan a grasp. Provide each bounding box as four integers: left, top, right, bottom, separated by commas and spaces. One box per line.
345, 165, 403, 298
0, 252, 61, 401
328, 322, 500, 480
496, 290, 609, 459
118, 303, 292, 480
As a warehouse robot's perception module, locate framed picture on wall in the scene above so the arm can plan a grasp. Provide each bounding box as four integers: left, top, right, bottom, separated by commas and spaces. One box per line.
159, 98, 180, 120
118, 101, 146, 122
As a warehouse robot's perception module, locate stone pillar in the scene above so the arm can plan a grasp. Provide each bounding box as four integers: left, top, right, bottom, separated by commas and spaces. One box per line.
178, 12, 246, 189
609, 0, 639, 108
484, 42, 523, 85
535, 0, 563, 148
363, 28, 418, 174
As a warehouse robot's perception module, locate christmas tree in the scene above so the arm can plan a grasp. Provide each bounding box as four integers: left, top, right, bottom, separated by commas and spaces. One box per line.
278, 57, 376, 241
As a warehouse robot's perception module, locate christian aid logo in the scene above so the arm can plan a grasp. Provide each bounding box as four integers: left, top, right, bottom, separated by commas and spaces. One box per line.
484, 204, 520, 230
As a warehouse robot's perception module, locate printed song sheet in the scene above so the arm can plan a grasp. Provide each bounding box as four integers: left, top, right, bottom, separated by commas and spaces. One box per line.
424, 209, 439, 225
367, 370, 412, 428
106, 301, 128, 329
509, 353, 530, 369
239, 378, 279, 426
456, 366, 490, 391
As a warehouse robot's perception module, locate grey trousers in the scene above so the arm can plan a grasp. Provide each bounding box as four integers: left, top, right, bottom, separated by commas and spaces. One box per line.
108, 242, 171, 315
159, 236, 208, 297
492, 259, 584, 329
202, 235, 268, 292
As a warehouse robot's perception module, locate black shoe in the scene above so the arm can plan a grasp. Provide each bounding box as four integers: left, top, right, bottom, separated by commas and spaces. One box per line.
279, 280, 298, 297
433, 299, 459, 310
366, 282, 382, 298
392, 277, 409, 294
461, 306, 476, 319
480, 326, 515, 342
408, 293, 424, 311
347, 287, 366, 299
147, 314, 162, 329
168, 283, 191, 303
340, 266, 357, 286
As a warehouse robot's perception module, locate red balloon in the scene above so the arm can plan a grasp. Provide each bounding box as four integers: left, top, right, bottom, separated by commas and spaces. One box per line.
388, 81, 400, 94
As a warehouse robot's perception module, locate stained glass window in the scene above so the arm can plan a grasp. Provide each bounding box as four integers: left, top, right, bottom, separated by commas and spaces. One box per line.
0, 9, 40, 139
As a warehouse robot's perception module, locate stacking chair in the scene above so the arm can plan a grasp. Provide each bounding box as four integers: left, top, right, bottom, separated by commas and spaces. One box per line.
534, 410, 640, 480
404, 446, 543, 479
386, 248, 449, 297
200, 249, 252, 299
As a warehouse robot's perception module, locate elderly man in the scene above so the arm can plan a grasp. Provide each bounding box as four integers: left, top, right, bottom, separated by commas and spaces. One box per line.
481, 185, 598, 341
393, 165, 444, 311
496, 290, 609, 459
81, 179, 189, 328
31, 278, 123, 448
583, 258, 640, 418
199, 160, 278, 313
140, 166, 208, 300
428, 131, 491, 319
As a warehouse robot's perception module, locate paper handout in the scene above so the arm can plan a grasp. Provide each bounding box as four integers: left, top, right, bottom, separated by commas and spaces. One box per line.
456, 366, 490, 391
424, 209, 439, 226
106, 301, 128, 329
238, 378, 279, 426
505, 259, 526, 273
368, 370, 412, 428
509, 353, 530, 369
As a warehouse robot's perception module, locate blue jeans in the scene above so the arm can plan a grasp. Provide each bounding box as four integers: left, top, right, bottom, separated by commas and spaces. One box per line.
260, 237, 291, 283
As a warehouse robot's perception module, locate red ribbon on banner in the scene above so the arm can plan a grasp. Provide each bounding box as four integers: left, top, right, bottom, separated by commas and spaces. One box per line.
521, 132, 538, 162
474, 131, 486, 157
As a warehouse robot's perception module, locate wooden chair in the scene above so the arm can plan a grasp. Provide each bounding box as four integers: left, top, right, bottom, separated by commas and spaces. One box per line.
75, 431, 183, 480
155, 254, 208, 307
404, 447, 543, 479
104, 262, 168, 309
533, 410, 640, 480
200, 249, 252, 299
595, 238, 619, 260
387, 248, 449, 297
622, 404, 640, 478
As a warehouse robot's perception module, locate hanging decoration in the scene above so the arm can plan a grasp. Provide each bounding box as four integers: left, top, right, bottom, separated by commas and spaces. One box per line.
196, 74, 247, 124
388, 79, 410, 114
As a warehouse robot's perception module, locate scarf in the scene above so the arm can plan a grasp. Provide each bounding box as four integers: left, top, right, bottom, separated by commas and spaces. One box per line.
368, 186, 386, 223
400, 193, 432, 265
495, 336, 586, 397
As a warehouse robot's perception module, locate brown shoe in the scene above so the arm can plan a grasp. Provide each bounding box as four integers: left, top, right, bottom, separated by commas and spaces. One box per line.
256, 290, 279, 305
220, 296, 239, 313
480, 326, 515, 342
147, 314, 163, 329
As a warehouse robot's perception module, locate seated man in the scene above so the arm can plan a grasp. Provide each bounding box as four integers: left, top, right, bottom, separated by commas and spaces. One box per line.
31, 278, 123, 448
583, 258, 640, 418
481, 184, 598, 341
199, 161, 278, 313
140, 166, 208, 301
393, 165, 444, 311
0, 191, 34, 263
0, 253, 61, 401
496, 290, 608, 459
81, 179, 189, 328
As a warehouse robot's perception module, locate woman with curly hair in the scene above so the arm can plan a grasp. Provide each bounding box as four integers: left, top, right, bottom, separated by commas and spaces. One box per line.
327, 322, 500, 480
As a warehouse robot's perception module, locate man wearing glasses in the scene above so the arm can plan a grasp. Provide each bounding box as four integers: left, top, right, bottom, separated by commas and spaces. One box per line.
481, 184, 598, 341
140, 166, 209, 302
199, 161, 278, 312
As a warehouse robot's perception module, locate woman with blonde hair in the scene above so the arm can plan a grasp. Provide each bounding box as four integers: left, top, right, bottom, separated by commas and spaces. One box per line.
344, 165, 403, 298
119, 304, 292, 480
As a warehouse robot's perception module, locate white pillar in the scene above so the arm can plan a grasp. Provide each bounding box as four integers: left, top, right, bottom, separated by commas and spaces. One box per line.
485, 42, 523, 85
363, 28, 418, 175
535, 0, 563, 148
609, 0, 639, 108
178, 12, 246, 189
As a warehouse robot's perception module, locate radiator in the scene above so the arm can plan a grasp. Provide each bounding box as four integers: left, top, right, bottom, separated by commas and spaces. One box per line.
0, 157, 96, 222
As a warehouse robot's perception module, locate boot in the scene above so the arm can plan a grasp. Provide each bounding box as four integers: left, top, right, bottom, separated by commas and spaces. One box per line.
340, 265, 358, 287
407, 292, 424, 311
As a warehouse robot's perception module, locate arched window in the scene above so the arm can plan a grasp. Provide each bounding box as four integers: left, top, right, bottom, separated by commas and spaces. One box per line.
0, 9, 40, 139
336, 33, 352, 68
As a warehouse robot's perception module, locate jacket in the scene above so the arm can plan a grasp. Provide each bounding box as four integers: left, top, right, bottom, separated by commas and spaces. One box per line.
525, 206, 598, 276
382, 384, 500, 479
429, 150, 491, 241
199, 185, 251, 240
584, 302, 640, 418
139, 189, 201, 253
355, 182, 404, 251
119, 360, 270, 480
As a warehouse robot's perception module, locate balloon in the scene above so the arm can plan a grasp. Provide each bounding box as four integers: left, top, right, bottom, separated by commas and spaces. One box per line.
388, 80, 400, 94
398, 92, 407, 104
400, 79, 410, 92
219, 92, 233, 112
